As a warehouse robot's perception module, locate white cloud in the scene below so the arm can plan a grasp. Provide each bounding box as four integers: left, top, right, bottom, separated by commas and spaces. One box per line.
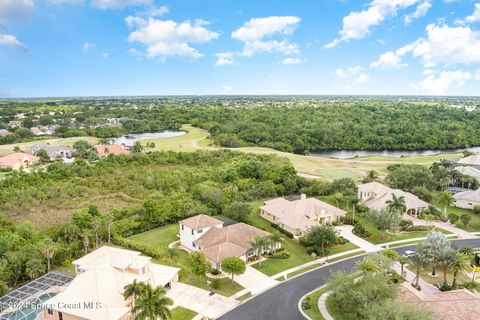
372, 23, 480, 68
334, 66, 365, 78
326, 0, 423, 48
282, 57, 302, 65
126, 17, 218, 59
404, 1, 432, 25
414, 70, 472, 94
0, 34, 27, 51
0, 0, 34, 21
47, 0, 83, 4
334, 68, 348, 79
232, 16, 301, 56
371, 44, 413, 68
222, 85, 233, 92
91, 0, 152, 9
215, 52, 234, 66
101, 52, 109, 58
355, 74, 370, 84
465, 3, 480, 24
83, 41, 95, 53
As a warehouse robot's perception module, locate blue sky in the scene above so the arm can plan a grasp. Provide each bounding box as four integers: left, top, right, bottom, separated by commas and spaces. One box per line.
0, 0, 479, 97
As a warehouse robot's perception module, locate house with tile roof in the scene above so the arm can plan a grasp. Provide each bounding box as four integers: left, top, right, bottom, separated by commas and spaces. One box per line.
453, 189, 480, 210
455, 165, 480, 183
358, 182, 429, 216
179, 214, 276, 269
96, 144, 131, 157
0, 152, 39, 170
44, 246, 180, 320
457, 155, 480, 170
260, 194, 346, 238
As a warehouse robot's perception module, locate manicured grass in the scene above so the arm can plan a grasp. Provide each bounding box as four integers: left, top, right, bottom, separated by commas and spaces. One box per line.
0, 136, 99, 156
128, 223, 178, 255
171, 306, 197, 320
303, 286, 329, 320
358, 153, 462, 163
236, 291, 252, 301
128, 224, 245, 297
326, 294, 349, 320
315, 167, 362, 180
327, 250, 367, 263
142, 124, 212, 152
406, 264, 472, 287
432, 202, 480, 232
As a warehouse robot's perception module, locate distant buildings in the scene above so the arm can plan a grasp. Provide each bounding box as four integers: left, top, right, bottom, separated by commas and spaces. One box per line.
0, 129, 12, 138
358, 182, 429, 216
455, 166, 480, 184
179, 214, 275, 269
457, 155, 480, 170
0, 153, 39, 170
44, 246, 180, 320
260, 194, 346, 238
96, 144, 131, 157
29, 143, 75, 161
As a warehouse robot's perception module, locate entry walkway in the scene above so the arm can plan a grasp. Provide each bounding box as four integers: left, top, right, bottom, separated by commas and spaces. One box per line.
234, 265, 278, 295
167, 282, 239, 319
335, 225, 382, 252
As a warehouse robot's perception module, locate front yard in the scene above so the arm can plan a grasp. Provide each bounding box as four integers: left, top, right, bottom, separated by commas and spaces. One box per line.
433, 202, 480, 232
171, 306, 197, 320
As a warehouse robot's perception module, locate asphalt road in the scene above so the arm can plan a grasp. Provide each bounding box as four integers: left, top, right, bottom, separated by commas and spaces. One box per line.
218, 238, 480, 320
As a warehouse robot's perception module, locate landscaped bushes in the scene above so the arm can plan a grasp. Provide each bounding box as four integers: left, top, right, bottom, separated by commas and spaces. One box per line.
271, 223, 294, 239
112, 235, 161, 258
353, 222, 370, 237
269, 249, 290, 259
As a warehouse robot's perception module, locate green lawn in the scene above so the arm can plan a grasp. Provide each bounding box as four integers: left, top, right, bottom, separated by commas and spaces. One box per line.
128, 224, 245, 297
314, 168, 362, 180
432, 202, 480, 232
236, 291, 252, 301
326, 295, 349, 320
303, 286, 329, 320
171, 306, 197, 320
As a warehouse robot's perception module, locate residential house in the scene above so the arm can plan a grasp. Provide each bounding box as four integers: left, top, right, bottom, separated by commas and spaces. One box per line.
0, 129, 12, 138
457, 155, 480, 170
455, 166, 480, 184
44, 246, 180, 320
29, 143, 75, 161
358, 182, 429, 216
7, 121, 22, 129
96, 144, 131, 157
453, 189, 480, 210
30, 126, 57, 136
179, 214, 276, 269
260, 194, 346, 238
0, 153, 39, 170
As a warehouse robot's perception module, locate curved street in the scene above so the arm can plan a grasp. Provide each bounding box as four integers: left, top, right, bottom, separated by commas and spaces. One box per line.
218, 238, 480, 320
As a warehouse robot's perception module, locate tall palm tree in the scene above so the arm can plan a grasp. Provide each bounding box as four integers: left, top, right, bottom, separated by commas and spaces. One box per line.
131, 285, 173, 320
438, 192, 454, 221
386, 194, 406, 214
25, 259, 45, 280
92, 216, 102, 249
124, 280, 147, 302
82, 231, 90, 254
355, 258, 379, 275
452, 253, 472, 287
104, 212, 114, 243
398, 256, 410, 276
250, 236, 268, 266
437, 246, 456, 288
64, 225, 81, 244
269, 232, 283, 255
409, 253, 430, 289
41, 238, 56, 273
167, 248, 178, 266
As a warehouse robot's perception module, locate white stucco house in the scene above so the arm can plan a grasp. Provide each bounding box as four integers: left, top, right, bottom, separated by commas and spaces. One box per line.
453, 189, 480, 210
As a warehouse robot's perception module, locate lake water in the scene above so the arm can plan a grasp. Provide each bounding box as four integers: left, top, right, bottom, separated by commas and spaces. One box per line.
311, 147, 480, 159
110, 131, 185, 147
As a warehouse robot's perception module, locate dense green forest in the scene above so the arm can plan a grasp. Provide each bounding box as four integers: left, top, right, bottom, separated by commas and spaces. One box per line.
1, 96, 480, 152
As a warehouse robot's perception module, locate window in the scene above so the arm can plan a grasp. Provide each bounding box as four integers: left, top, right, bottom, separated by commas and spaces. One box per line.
58, 312, 63, 320
181, 224, 184, 230
47, 309, 53, 315
141, 266, 145, 274
197, 229, 203, 234
192, 242, 196, 248
191, 230, 194, 235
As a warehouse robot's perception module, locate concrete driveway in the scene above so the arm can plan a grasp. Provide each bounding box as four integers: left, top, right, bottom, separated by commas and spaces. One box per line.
166, 282, 239, 319
405, 214, 477, 239
234, 265, 278, 295
335, 225, 381, 252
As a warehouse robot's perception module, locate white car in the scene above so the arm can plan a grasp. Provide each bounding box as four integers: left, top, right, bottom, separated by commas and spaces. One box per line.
402, 250, 416, 258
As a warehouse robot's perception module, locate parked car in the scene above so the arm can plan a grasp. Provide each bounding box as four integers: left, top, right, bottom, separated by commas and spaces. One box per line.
402, 250, 416, 258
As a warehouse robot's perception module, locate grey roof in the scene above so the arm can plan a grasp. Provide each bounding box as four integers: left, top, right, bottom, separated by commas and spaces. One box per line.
29, 144, 74, 160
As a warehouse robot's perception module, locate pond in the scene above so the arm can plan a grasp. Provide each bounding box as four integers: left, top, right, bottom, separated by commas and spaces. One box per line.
110, 131, 186, 147
311, 146, 480, 159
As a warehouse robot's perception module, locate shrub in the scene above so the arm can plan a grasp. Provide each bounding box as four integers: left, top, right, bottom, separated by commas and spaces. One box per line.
271, 223, 294, 238
210, 278, 221, 289
399, 219, 413, 231
411, 186, 433, 202
473, 205, 480, 215
407, 225, 433, 232
355, 203, 369, 213
336, 236, 348, 245
301, 297, 311, 310
343, 217, 358, 226
353, 222, 370, 237
210, 268, 220, 275
448, 213, 459, 225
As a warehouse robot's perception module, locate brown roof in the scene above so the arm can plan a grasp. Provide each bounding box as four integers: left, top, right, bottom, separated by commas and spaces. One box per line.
95, 144, 131, 156
0, 153, 39, 168
180, 214, 223, 230
196, 223, 269, 252
201, 242, 247, 264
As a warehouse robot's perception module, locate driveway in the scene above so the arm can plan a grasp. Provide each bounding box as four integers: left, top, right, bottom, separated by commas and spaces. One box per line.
335, 225, 381, 252
405, 215, 477, 239
167, 282, 239, 319
218, 238, 480, 320
234, 265, 278, 295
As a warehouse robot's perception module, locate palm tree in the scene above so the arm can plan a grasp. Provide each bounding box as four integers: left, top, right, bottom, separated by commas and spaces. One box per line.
409, 253, 430, 289
64, 225, 81, 243
438, 192, 454, 221
130, 284, 173, 320
104, 212, 113, 243
41, 238, 56, 273
355, 258, 379, 275
124, 280, 147, 302
362, 170, 379, 183
250, 236, 268, 266
386, 194, 406, 214
25, 259, 45, 280
452, 253, 472, 287
167, 248, 178, 266
269, 232, 283, 255
92, 216, 102, 249
437, 246, 456, 288
398, 256, 410, 276
82, 231, 90, 254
